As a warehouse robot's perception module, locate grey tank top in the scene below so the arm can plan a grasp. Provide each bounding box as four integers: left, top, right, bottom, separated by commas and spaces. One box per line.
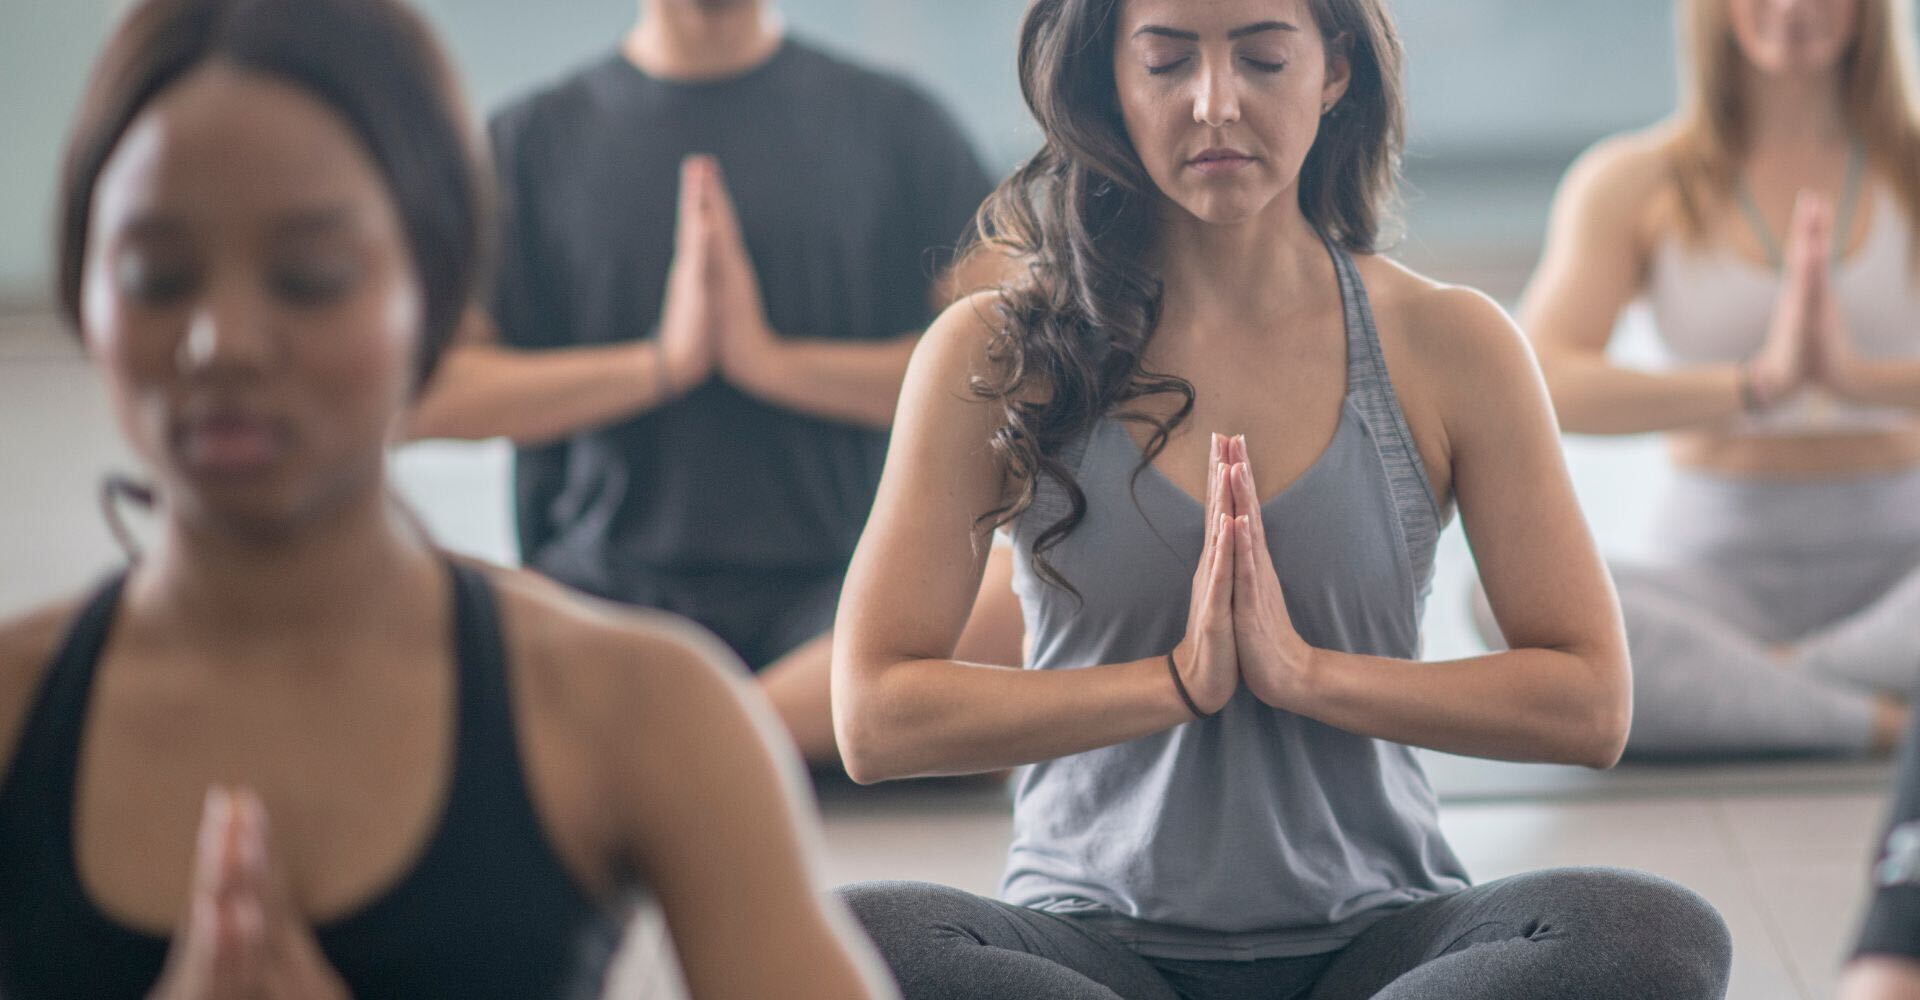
1003, 238, 1470, 961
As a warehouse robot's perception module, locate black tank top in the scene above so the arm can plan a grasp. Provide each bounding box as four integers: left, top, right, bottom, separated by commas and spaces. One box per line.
0, 562, 625, 998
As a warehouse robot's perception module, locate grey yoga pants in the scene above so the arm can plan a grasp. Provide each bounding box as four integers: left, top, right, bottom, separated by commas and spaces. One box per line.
1473, 467, 1920, 756
842, 867, 1731, 1000
1615, 468, 1920, 756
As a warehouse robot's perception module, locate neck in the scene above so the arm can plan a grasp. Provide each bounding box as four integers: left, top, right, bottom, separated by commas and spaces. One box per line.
625, 0, 784, 82
129, 484, 443, 647
1152, 194, 1331, 335
1740, 64, 1849, 154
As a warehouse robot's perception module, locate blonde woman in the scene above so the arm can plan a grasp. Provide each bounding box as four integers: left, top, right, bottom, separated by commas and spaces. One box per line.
1510, 0, 1920, 756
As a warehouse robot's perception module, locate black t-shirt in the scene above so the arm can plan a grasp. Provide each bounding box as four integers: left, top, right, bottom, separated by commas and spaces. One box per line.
1856, 702, 1920, 965
489, 39, 992, 590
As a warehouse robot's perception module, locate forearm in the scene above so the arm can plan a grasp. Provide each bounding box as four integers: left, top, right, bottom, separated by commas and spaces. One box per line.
408, 342, 669, 445
1539, 352, 1745, 435
1841, 958, 1920, 1000
1836, 360, 1920, 410
1299, 644, 1629, 768
835, 655, 1191, 783
733, 333, 919, 428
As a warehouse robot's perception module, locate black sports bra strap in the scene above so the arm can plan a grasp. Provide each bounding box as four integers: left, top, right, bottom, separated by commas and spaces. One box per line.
3, 573, 128, 810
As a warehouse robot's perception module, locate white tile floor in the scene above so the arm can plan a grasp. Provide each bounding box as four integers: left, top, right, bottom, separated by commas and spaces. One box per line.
0, 316, 1893, 999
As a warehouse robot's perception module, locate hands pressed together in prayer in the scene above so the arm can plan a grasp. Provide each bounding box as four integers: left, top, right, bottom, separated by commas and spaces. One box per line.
652, 153, 783, 399
1748, 191, 1869, 409
1171, 433, 1319, 719
147, 789, 348, 1000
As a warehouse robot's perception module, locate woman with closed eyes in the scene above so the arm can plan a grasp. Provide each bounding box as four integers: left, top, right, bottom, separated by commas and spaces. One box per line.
827, 0, 1733, 997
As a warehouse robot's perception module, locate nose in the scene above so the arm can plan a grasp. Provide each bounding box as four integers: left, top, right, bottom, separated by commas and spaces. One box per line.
176, 279, 274, 377
1192, 57, 1242, 128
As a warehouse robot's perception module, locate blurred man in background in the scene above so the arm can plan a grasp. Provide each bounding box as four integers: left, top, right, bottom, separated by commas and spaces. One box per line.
412, 0, 1018, 766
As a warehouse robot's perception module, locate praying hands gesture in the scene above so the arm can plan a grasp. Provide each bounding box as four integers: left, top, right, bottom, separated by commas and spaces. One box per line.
648, 153, 911, 426
653, 154, 777, 397
1751, 191, 1879, 408
147, 788, 350, 1000
1171, 433, 1318, 718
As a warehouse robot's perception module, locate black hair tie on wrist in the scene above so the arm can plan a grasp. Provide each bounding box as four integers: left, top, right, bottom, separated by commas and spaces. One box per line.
1166, 650, 1214, 720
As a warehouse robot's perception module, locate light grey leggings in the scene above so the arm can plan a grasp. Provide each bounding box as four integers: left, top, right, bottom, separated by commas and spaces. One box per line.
1477, 467, 1920, 757
842, 868, 1731, 1000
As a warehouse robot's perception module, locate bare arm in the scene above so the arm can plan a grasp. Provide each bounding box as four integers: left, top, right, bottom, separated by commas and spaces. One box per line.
831, 294, 1232, 784
727, 333, 920, 429
1521, 135, 1748, 435
1833, 362, 1920, 409
701, 161, 1018, 431
1842, 959, 1920, 1000
719, 245, 1017, 427
411, 157, 723, 445
609, 623, 896, 1000
1239, 289, 1630, 768
407, 317, 672, 446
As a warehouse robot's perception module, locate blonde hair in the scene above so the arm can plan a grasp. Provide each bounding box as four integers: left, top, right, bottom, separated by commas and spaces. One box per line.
1667, 0, 1920, 250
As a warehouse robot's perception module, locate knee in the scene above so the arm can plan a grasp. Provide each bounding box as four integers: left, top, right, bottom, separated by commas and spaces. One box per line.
1558, 868, 1733, 999
836, 880, 984, 955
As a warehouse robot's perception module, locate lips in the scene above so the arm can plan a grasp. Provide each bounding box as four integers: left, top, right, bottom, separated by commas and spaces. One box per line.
177, 410, 288, 473
1187, 148, 1258, 175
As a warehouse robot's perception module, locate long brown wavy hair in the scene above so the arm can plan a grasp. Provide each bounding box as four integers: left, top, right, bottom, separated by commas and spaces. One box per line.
1668, 0, 1920, 253
968, 0, 1405, 594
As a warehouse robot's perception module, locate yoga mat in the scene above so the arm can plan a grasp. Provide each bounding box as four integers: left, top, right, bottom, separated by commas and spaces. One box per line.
1420, 750, 1896, 804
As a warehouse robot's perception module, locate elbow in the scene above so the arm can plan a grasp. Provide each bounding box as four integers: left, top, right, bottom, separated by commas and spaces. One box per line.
837, 725, 905, 786
832, 665, 908, 786
836, 712, 887, 786
1578, 649, 1633, 770
1580, 704, 1631, 770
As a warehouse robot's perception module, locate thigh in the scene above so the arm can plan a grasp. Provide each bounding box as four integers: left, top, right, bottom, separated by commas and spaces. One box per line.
1306, 869, 1731, 1000
1612, 559, 1782, 644
838, 881, 1179, 1000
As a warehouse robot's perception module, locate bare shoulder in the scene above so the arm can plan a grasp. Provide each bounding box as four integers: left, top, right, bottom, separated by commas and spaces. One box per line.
1354, 255, 1533, 383
0, 595, 94, 776
1554, 123, 1686, 239
474, 561, 810, 864
918, 289, 1009, 382
478, 561, 749, 734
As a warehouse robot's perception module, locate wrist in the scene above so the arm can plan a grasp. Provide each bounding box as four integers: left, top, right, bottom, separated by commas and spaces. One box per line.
726, 324, 784, 395
1165, 646, 1214, 721
1737, 361, 1776, 414
641, 338, 680, 402
1293, 643, 1329, 712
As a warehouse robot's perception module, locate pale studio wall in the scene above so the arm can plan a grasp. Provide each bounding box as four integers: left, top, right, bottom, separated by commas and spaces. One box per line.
0, 0, 1691, 305
0, 0, 1701, 644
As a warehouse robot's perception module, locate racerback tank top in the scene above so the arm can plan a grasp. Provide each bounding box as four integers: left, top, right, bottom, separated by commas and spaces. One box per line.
0, 561, 626, 998
1001, 237, 1470, 961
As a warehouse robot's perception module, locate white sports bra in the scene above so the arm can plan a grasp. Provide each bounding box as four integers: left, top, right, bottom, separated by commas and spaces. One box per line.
1644, 161, 1920, 436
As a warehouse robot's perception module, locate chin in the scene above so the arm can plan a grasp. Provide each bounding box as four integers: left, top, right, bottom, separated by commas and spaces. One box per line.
1178, 189, 1279, 227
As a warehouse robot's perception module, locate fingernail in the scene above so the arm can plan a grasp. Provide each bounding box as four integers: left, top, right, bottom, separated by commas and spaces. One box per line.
199, 786, 228, 857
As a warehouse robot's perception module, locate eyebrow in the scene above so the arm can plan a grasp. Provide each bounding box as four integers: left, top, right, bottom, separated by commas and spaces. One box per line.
1133, 21, 1299, 42
273, 206, 360, 238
